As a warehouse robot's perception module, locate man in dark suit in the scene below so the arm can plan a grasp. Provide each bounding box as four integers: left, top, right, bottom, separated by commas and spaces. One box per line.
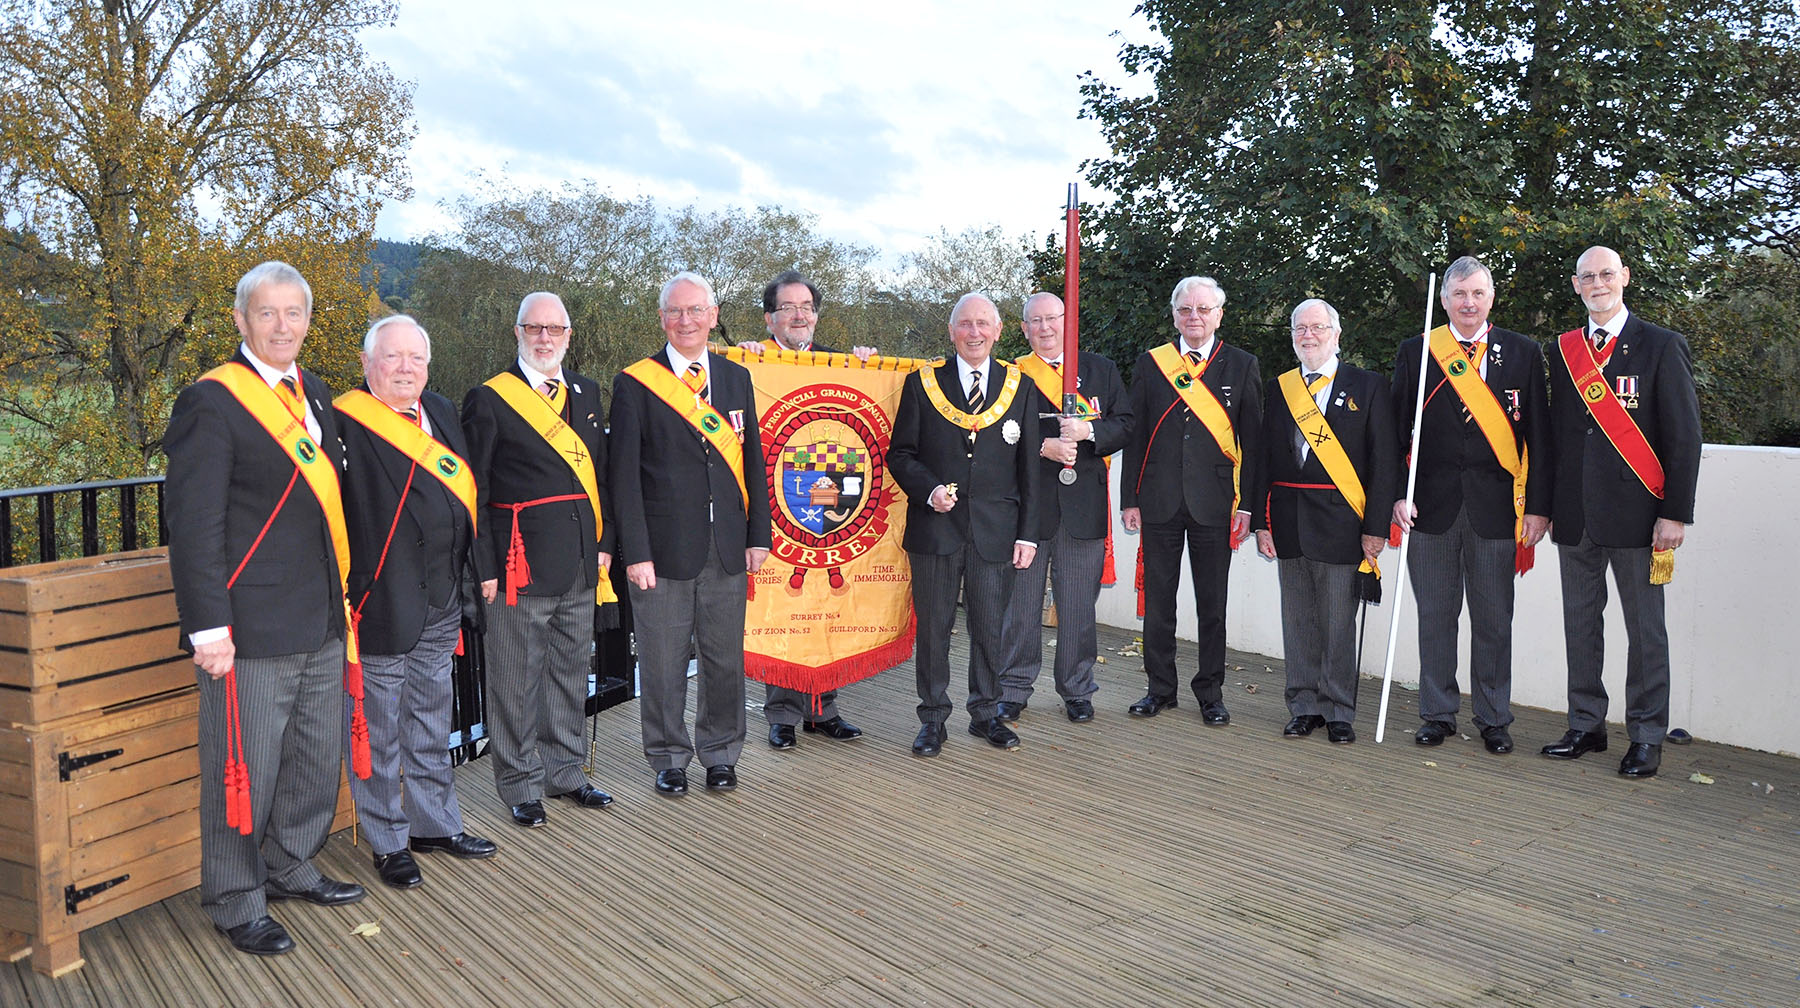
462, 292, 617, 828
887, 292, 1040, 757
165, 261, 365, 956
736, 270, 868, 750
611, 271, 772, 796
1541, 245, 1702, 778
1391, 256, 1551, 755
1252, 298, 1397, 745
336, 316, 496, 890
1121, 276, 1263, 724
997, 292, 1132, 724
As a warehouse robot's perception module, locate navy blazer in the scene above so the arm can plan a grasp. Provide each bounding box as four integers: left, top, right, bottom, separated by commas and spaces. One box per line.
608, 351, 772, 580
337, 387, 474, 654
887, 358, 1040, 562
1391, 325, 1551, 538
1251, 364, 1398, 566
462, 363, 612, 596
1547, 312, 1701, 548
1019, 351, 1132, 541
1121, 339, 1264, 526
165, 351, 347, 658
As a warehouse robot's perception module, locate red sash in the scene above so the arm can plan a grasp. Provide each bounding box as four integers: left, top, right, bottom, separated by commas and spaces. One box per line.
1557, 330, 1664, 498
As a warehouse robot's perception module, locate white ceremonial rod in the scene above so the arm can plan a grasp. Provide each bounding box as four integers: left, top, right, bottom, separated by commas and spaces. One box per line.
1374, 271, 1438, 743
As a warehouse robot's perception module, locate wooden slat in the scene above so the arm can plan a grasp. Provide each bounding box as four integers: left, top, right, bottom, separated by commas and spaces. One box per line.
0, 550, 169, 615
0, 659, 193, 727
0, 624, 182, 690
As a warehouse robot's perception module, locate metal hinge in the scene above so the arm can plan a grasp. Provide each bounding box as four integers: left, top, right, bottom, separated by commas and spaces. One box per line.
65, 875, 128, 914
58, 748, 123, 781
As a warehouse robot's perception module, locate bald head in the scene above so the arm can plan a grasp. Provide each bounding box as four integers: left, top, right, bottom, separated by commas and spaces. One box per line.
1572, 246, 1631, 322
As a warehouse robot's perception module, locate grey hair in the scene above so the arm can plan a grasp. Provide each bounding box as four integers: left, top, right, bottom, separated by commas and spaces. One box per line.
1169, 275, 1226, 310
1444, 256, 1493, 287
950, 292, 1000, 325
1023, 291, 1062, 315
362, 314, 432, 362
659, 271, 717, 310
235, 261, 312, 314
1290, 298, 1341, 331
516, 291, 570, 326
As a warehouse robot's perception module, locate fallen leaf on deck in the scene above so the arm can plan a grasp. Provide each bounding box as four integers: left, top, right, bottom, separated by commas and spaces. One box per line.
350, 921, 382, 938
1688, 772, 1715, 785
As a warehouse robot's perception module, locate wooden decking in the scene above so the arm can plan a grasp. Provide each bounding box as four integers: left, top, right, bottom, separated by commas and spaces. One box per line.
6, 620, 1797, 1007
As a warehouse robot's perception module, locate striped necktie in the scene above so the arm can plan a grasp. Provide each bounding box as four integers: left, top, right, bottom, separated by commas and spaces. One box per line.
682, 361, 707, 399
967, 368, 985, 412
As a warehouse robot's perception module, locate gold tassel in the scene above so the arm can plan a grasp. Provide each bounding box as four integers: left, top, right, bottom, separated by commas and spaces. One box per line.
1649, 548, 1674, 585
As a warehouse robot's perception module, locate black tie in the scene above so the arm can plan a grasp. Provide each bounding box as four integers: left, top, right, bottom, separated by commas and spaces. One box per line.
402, 407, 419, 424
1186, 350, 1202, 367
1593, 327, 1608, 349
967, 369, 985, 412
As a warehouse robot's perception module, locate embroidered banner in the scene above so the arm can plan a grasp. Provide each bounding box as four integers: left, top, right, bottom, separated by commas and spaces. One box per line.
721, 347, 929, 696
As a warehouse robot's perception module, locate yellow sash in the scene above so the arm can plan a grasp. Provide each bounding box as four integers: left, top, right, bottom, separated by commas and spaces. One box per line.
1015, 354, 1098, 417
334, 389, 478, 537
484, 372, 616, 604
919, 360, 1024, 429
1148, 342, 1241, 511
1278, 369, 1378, 576
621, 358, 749, 509
1428, 326, 1530, 544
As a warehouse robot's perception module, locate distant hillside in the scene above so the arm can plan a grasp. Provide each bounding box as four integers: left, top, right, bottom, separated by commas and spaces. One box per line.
365, 239, 421, 305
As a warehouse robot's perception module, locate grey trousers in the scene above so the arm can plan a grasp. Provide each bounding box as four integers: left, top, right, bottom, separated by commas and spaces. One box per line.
764, 682, 839, 726
1278, 557, 1361, 723
631, 551, 748, 772
1408, 508, 1517, 729
1558, 533, 1670, 744
196, 637, 344, 929
346, 603, 465, 855
910, 546, 1014, 725
998, 526, 1104, 703
483, 585, 595, 805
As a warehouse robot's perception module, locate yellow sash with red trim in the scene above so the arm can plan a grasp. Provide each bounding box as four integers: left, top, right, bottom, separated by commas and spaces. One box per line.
204, 362, 370, 778
621, 358, 749, 510
919, 359, 1023, 429
334, 389, 478, 537
1148, 342, 1241, 510
1277, 369, 1378, 577
484, 372, 617, 604
1016, 353, 1115, 583
1429, 325, 1532, 562
1557, 330, 1665, 498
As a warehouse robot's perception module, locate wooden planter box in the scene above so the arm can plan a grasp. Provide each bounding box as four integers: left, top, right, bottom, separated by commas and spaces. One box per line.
0, 551, 354, 976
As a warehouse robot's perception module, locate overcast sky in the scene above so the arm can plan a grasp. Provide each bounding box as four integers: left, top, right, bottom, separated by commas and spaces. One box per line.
362, 1, 1153, 267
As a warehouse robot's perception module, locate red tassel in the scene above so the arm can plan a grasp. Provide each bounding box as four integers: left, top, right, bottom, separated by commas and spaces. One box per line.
1100, 477, 1117, 586
455, 629, 464, 656
746, 574, 756, 601
504, 516, 530, 606
1388, 522, 1404, 549
1134, 544, 1145, 619
1515, 541, 1535, 575
223, 667, 249, 834
349, 695, 372, 779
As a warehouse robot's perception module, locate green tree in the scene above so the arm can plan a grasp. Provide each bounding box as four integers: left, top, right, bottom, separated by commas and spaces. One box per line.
0, 0, 413, 484
1078, 0, 1800, 374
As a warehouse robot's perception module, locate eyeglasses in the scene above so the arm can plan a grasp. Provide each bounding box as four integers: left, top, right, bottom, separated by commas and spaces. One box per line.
518, 323, 569, 336
1575, 269, 1620, 286
660, 306, 712, 320
1291, 323, 1335, 336
1175, 305, 1221, 318
1025, 313, 1064, 327
774, 302, 816, 315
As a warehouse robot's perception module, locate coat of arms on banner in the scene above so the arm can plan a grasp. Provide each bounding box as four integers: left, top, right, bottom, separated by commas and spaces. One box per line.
762, 381, 898, 591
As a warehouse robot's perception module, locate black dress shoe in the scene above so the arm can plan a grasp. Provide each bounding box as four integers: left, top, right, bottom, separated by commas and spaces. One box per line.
655, 769, 688, 796
1128, 694, 1178, 718
768, 723, 797, 749
373, 850, 422, 889
218, 915, 294, 956
1326, 721, 1356, 744
968, 717, 1021, 750
705, 765, 738, 791
1282, 715, 1324, 737
410, 832, 497, 860
1415, 720, 1455, 746
1618, 742, 1661, 778
1065, 698, 1095, 723
551, 783, 615, 808
1540, 728, 1608, 760
803, 716, 864, 741
266, 875, 366, 906
1480, 725, 1515, 754
996, 701, 1025, 722
1200, 700, 1231, 726
912, 723, 946, 757
509, 799, 547, 827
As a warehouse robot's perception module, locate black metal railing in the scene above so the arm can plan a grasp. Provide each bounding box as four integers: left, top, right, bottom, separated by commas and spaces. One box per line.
0, 476, 636, 765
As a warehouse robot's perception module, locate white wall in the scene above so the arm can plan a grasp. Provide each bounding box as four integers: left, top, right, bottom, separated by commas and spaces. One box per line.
1092, 444, 1800, 756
